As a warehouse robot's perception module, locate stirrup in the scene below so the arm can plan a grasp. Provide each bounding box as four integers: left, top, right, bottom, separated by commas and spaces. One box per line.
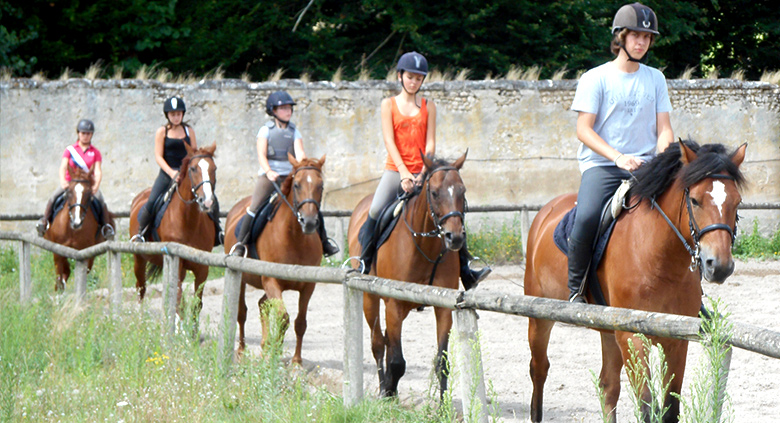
101, 224, 116, 240
36, 221, 49, 237
130, 233, 145, 243
341, 256, 366, 273
469, 256, 492, 283
228, 242, 248, 258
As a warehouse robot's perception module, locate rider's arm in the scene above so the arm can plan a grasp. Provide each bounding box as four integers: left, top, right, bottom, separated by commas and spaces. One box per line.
58, 157, 69, 189
92, 160, 102, 192
154, 127, 177, 179
188, 126, 198, 150
293, 127, 306, 160
417, 99, 436, 180
655, 111, 673, 153
576, 112, 642, 172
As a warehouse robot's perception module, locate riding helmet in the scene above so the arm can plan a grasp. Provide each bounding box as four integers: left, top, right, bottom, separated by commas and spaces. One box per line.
612, 3, 659, 35
396, 51, 428, 76
163, 96, 187, 114
265, 91, 296, 116
76, 119, 95, 133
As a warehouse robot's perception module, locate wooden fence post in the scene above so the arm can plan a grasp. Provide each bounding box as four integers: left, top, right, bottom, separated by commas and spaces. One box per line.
454, 308, 488, 423
218, 267, 242, 370
18, 240, 32, 303
163, 254, 180, 337
520, 209, 532, 255
108, 249, 123, 313
74, 260, 88, 304
343, 280, 364, 407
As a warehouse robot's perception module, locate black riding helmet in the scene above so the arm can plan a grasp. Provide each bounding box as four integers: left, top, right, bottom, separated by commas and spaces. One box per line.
396, 51, 428, 76
163, 96, 186, 119
612, 3, 659, 63
266, 91, 296, 124
76, 119, 95, 133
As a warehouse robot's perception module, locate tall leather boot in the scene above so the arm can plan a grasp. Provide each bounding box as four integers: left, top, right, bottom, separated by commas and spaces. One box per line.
36, 196, 56, 236
567, 238, 592, 303
211, 199, 224, 246
230, 213, 254, 256
357, 216, 378, 274
317, 211, 340, 257
459, 247, 492, 290
132, 207, 152, 242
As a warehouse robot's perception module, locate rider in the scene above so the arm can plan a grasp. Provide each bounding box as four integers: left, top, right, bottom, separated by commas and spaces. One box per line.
36, 119, 114, 239
567, 2, 673, 303
356, 51, 490, 289
230, 91, 340, 257
133, 96, 223, 244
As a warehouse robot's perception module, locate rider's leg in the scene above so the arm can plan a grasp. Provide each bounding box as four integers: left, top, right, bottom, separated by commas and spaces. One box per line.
567, 166, 628, 303
37, 187, 65, 236
94, 190, 115, 240
211, 194, 223, 246
133, 170, 172, 241
359, 171, 401, 274
317, 211, 340, 257
231, 174, 278, 255
459, 240, 492, 290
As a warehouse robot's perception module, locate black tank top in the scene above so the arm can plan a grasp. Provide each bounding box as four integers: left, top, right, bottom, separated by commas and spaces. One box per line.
163, 126, 191, 170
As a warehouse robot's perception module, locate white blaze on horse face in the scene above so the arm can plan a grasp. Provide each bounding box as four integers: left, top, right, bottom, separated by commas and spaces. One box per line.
447, 186, 454, 199
197, 160, 214, 208
307, 175, 312, 184
73, 183, 85, 224
709, 180, 727, 217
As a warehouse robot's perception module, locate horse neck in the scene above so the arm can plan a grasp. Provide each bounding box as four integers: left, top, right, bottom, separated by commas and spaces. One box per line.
169, 173, 200, 220
271, 189, 307, 241
406, 184, 440, 248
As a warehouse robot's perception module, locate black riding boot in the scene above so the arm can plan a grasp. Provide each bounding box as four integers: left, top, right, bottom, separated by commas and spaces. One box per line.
133, 207, 152, 242
230, 213, 254, 256
317, 211, 340, 257
357, 216, 378, 274
459, 247, 492, 290
567, 238, 592, 303
211, 200, 224, 247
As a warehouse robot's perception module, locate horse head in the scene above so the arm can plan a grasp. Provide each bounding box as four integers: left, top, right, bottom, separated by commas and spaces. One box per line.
66, 165, 94, 230
286, 153, 326, 234
181, 143, 217, 213
678, 141, 747, 283
421, 150, 468, 251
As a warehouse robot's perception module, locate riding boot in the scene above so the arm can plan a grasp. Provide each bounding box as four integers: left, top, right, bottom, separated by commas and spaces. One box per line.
99, 202, 115, 240
36, 197, 56, 236
230, 213, 254, 256
211, 200, 224, 247
132, 207, 152, 242
317, 211, 340, 257
459, 247, 492, 290
357, 216, 378, 274
567, 238, 592, 303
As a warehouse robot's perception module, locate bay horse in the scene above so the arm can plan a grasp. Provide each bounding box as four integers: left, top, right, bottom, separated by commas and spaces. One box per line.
223, 154, 326, 364
128, 143, 217, 315
524, 140, 746, 422
347, 152, 468, 398
45, 165, 115, 291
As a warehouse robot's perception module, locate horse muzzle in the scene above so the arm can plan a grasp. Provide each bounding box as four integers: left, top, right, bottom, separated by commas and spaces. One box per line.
197, 196, 214, 213
442, 230, 466, 251
297, 212, 319, 235
699, 249, 735, 284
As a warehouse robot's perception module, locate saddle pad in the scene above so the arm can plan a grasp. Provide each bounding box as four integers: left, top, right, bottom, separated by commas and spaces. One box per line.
232, 194, 279, 259
52, 192, 104, 234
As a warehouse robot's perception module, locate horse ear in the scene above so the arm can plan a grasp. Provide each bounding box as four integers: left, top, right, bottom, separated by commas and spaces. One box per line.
678, 139, 697, 165
203, 143, 216, 155
453, 148, 468, 170
184, 141, 195, 156
288, 152, 300, 168
318, 154, 326, 168
731, 143, 747, 167
421, 150, 434, 170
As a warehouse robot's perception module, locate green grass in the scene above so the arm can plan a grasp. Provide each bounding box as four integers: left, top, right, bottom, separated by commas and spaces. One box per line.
733, 219, 780, 259
0, 247, 456, 423
466, 217, 525, 265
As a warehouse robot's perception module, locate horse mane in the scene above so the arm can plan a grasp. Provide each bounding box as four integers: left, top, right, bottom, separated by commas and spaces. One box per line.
421, 155, 453, 178
628, 139, 746, 201
281, 157, 324, 197
68, 166, 94, 185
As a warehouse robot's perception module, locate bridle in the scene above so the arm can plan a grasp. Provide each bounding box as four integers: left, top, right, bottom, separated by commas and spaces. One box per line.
67, 178, 92, 223
271, 165, 323, 226
648, 173, 738, 272
176, 154, 216, 207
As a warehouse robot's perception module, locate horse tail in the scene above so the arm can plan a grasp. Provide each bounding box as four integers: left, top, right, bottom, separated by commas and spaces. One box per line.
146, 261, 163, 282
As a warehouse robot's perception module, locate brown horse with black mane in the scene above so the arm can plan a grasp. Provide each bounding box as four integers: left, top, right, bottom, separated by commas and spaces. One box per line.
223, 155, 326, 364
128, 143, 217, 313
45, 165, 115, 291
347, 152, 469, 398
524, 140, 747, 422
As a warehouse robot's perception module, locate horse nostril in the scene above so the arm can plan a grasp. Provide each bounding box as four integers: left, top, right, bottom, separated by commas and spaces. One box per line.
444, 232, 453, 242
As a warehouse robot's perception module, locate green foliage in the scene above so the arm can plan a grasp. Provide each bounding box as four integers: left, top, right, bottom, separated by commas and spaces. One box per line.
3, 1, 778, 80
733, 219, 780, 259
625, 334, 672, 423
467, 217, 524, 265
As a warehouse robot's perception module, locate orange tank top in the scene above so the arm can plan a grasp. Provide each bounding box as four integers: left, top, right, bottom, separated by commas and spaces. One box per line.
385, 97, 428, 173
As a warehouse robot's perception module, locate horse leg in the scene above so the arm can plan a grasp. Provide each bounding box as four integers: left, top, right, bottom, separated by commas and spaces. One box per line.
363, 293, 387, 394
237, 279, 248, 357
528, 317, 555, 423
617, 332, 653, 421
133, 255, 147, 301
291, 285, 315, 365
190, 264, 209, 338
433, 306, 453, 399
53, 254, 68, 292
382, 302, 410, 397
661, 340, 689, 423
599, 332, 624, 423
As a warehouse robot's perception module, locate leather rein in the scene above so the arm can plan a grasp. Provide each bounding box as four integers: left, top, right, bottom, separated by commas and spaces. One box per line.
271, 165, 323, 225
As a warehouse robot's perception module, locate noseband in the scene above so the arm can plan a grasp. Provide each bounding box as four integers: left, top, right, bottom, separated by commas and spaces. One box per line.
405, 166, 466, 240
272, 166, 323, 225
651, 173, 737, 272
176, 154, 215, 205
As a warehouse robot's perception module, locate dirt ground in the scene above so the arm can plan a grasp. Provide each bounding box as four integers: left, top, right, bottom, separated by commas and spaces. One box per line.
172, 259, 779, 422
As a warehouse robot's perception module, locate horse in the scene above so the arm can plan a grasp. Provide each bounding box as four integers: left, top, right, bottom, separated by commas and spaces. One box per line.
347, 152, 469, 398
523, 140, 747, 422
128, 143, 217, 317
223, 154, 326, 364
45, 165, 115, 291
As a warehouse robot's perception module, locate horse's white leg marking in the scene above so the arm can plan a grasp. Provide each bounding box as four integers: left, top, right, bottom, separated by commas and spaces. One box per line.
708, 180, 727, 217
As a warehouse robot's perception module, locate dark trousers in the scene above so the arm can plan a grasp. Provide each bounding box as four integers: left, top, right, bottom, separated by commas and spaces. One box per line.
570, 166, 631, 250
142, 170, 173, 216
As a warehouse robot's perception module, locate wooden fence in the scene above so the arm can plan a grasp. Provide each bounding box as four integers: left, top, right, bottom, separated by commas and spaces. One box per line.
2, 230, 780, 423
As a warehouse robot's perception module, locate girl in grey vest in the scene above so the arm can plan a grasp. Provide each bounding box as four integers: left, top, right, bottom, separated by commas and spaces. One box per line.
231, 91, 339, 257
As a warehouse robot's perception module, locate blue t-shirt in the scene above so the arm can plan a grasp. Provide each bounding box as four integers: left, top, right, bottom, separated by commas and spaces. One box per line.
571, 62, 672, 173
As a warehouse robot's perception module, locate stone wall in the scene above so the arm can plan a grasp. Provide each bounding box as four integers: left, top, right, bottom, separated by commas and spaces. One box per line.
2, 78, 779, 233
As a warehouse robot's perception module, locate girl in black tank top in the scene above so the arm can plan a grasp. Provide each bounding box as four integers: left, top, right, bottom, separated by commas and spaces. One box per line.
163, 126, 191, 170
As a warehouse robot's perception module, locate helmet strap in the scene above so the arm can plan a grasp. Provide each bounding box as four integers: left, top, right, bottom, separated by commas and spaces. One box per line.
621, 43, 647, 63
399, 71, 425, 97
273, 112, 290, 127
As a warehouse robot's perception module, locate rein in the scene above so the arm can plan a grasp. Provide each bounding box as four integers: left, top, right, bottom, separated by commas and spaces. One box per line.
175, 154, 215, 205
271, 165, 323, 225
644, 173, 737, 272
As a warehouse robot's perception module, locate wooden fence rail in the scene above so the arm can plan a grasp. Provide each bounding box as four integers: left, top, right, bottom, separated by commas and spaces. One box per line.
2, 229, 780, 423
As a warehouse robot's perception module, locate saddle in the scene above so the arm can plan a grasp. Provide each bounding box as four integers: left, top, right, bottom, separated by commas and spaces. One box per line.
232, 193, 281, 259
142, 183, 222, 244
553, 179, 632, 306
371, 189, 418, 255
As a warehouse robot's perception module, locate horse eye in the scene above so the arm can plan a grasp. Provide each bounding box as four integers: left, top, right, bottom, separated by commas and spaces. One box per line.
431, 191, 439, 199
294, 182, 301, 189
691, 198, 700, 207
